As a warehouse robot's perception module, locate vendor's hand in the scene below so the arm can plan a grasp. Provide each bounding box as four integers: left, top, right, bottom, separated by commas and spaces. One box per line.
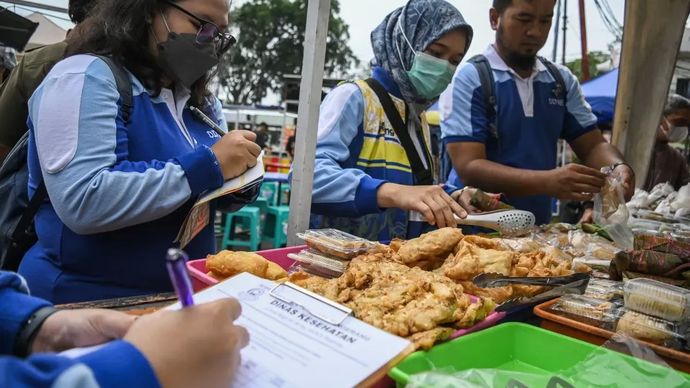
611, 163, 635, 201
211, 130, 262, 180
578, 207, 594, 224
32, 309, 135, 353
125, 299, 248, 388
545, 163, 607, 201
377, 183, 466, 228
451, 188, 480, 215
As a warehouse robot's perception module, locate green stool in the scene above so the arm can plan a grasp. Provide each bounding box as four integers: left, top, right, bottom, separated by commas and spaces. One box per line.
259, 182, 279, 206
222, 206, 261, 251
262, 205, 290, 248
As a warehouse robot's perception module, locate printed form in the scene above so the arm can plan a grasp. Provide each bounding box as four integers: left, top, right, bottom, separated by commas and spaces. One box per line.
168, 273, 413, 388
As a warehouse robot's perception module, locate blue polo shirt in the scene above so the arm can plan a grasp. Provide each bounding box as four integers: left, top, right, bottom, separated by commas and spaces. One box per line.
441, 45, 598, 224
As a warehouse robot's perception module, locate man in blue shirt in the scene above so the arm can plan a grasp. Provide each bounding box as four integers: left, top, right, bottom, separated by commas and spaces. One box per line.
441, 0, 635, 224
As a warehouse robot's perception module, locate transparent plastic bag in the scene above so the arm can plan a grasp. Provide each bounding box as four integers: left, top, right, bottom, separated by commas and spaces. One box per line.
593, 168, 634, 250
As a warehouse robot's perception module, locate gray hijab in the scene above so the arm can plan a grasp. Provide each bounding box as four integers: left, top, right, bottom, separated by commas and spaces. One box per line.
370, 0, 473, 105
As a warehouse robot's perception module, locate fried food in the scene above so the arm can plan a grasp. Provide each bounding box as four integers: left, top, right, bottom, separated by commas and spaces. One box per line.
396, 228, 464, 268
206, 250, 286, 281
290, 255, 492, 349
441, 240, 583, 303
406, 327, 455, 350
266, 261, 288, 281
442, 241, 514, 281
460, 281, 514, 303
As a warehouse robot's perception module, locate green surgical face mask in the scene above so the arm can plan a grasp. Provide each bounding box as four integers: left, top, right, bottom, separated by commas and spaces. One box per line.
396, 23, 457, 100
407, 51, 456, 99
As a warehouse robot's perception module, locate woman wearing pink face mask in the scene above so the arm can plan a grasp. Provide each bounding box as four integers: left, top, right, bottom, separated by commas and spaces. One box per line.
644, 94, 690, 191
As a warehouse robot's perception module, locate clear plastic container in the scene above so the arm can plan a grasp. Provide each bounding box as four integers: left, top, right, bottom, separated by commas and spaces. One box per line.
584, 279, 624, 301
297, 229, 373, 259
624, 278, 690, 322
616, 310, 687, 350
287, 249, 349, 278
550, 294, 623, 330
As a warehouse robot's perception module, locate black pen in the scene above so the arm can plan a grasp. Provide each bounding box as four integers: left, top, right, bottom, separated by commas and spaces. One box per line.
190, 105, 227, 137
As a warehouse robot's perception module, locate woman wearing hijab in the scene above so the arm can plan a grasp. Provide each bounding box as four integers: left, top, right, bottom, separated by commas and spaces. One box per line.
19, 0, 261, 303
307, 0, 475, 241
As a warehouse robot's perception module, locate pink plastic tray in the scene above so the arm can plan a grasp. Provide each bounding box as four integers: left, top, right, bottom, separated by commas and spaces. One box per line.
188, 246, 505, 334
187, 245, 306, 292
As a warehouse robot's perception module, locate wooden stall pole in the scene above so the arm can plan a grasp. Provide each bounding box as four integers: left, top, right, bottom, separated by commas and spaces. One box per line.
612, 0, 690, 186
286, 0, 331, 246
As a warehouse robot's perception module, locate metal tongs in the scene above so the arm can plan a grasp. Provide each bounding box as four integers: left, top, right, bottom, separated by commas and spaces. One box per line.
473, 272, 590, 288
471, 272, 591, 312
410, 209, 536, 236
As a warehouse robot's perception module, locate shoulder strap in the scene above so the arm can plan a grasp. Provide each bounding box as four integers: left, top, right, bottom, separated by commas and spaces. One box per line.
95, 55, 133, 124
9, 55, 133, 245
538, 56, 567, 99
364, 78, 433, 185
469, 54, 499, 138
469, 55, 497, 120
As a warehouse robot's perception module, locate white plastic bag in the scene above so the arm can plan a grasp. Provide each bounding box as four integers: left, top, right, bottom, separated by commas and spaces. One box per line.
593, 168, 634, 250
670, 183, 690, 212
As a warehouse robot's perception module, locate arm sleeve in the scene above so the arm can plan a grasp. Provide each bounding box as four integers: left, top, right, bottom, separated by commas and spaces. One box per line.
0, 272, 50, 354
0, 57, 30, 148
0, 341, 159, 388
440, 63, 490, 144
28, 56, 224, 235
300, 83, 387, 217
560, 66, 598, 142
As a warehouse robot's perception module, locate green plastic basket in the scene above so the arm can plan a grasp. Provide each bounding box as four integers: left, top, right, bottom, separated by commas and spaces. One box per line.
389, 322, 690, 387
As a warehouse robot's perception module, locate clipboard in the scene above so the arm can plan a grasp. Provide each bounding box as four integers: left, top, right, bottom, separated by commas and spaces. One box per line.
167, 273, 415, 388
269, 282, 352, 326
268, 281, 415, 388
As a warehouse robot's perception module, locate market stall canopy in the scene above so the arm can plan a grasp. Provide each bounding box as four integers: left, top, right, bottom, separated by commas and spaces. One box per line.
581, 68, 618, 125
0, 7, 38, 51
24, 12, 66, 50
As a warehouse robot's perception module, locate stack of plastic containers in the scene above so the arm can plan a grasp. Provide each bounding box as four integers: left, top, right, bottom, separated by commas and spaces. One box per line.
289, 229, 374, 278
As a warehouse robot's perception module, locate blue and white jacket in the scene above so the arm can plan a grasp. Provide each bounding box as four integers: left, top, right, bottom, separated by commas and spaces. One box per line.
20, 55, 233, 303
0, 271, 159, 388
305, 67, 455, 241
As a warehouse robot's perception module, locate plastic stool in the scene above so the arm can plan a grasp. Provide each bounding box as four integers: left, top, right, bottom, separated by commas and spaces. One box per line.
222, 206, 261, 251
262, 205, 290, 248
259, 182, 279, 206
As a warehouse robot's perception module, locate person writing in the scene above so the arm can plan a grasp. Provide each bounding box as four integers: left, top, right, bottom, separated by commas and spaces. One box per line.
305, 0, 479, 241
441, 0, 635, 225
0, 271, 248, 388
19, 0, 260, 303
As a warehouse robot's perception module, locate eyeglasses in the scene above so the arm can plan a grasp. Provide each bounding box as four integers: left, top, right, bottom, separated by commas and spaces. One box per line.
162, 0, 236, 55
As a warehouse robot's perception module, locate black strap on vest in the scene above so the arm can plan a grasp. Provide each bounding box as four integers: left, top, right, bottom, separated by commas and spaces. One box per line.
9, 55, 132, 250
364, 78, 433, 185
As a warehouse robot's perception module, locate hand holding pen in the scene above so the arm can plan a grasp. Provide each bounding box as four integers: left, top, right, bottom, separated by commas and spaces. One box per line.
122, 247, 249, 387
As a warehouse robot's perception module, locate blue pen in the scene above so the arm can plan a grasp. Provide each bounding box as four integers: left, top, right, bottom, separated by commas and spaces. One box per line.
166, 248, 195, 307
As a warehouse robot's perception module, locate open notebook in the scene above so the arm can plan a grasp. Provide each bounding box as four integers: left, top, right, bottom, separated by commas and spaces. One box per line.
175, 153, 265, 248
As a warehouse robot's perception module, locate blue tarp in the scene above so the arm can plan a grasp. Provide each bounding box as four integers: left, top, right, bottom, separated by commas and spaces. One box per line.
581, 68, 618, 125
